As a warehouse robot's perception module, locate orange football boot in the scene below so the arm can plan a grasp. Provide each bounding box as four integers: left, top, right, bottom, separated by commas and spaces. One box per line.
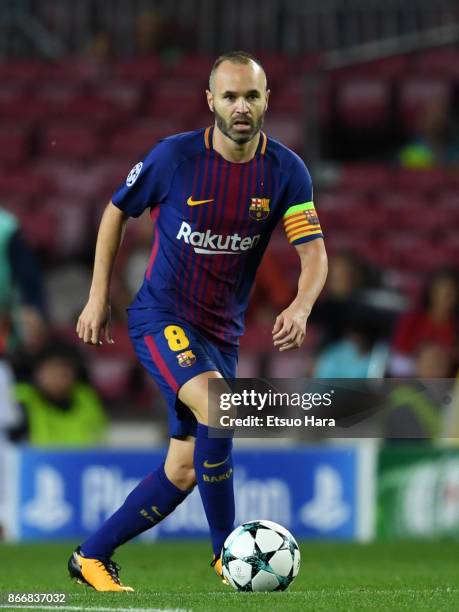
68, 547, 134, 592
211, 555, 229, 586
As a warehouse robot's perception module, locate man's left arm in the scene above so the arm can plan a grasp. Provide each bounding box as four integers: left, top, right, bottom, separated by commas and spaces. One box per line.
272, 238, 328, 351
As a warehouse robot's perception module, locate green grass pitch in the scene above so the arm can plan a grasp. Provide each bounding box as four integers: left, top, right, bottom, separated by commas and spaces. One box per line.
0, 541, 458, 611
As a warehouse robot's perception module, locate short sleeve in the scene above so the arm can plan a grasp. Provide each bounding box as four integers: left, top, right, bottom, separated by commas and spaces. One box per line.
282, 154, 323, 245
111, 141, 175, 218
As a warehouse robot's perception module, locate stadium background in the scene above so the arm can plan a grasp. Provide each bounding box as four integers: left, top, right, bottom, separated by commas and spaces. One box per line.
0, 0, 459, 601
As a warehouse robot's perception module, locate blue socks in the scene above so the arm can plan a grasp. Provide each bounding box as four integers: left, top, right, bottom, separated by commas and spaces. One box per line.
194, 424, 235, 557
81, 427, 235, 560
81, 463, 189, 559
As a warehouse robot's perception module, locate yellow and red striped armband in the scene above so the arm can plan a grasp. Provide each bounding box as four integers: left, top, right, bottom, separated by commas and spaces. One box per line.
283, 201, 323, 244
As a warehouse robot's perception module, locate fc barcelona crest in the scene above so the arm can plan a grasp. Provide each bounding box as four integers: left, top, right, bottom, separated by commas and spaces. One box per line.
249, 197, 270, 221
177, 350, 196, 367
305, 209, 320, 226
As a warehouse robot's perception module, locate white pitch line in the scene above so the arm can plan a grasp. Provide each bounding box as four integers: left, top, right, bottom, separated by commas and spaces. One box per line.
0, 606, 189, 612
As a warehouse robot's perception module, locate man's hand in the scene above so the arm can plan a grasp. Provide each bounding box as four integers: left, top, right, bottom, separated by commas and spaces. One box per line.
76, 299, 113, 346
272, 303, 309, 352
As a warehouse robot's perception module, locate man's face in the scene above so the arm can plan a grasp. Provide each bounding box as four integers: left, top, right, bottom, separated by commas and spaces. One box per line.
35, 358, 76, 401
207, 60, 269, 145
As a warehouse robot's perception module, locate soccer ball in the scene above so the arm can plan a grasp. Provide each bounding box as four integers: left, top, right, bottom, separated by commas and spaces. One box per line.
221, 520, 300, 592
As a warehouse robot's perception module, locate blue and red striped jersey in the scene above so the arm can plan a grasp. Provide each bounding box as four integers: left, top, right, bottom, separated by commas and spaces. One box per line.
112, 126, 323, 348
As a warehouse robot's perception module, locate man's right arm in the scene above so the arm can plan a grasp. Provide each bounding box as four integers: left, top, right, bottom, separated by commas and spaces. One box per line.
76, 201, 128, 346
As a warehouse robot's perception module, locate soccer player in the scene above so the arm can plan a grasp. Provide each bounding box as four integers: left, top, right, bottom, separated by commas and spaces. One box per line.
68, 50, 327, 591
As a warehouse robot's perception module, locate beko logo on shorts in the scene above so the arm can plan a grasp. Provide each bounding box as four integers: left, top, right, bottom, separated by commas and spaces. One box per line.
176, 222, 260, 255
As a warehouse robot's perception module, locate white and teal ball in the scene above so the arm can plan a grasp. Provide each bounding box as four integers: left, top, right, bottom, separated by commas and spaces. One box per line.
221, 520, 300, 592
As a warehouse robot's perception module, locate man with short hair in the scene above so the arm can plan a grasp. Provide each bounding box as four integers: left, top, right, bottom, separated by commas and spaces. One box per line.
69, 50, 328, 591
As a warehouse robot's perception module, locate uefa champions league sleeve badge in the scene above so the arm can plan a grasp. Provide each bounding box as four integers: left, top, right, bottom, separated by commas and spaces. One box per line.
126, 162, 143, 187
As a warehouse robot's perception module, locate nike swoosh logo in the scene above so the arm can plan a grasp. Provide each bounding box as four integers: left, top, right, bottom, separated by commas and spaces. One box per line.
151, 506, 164, 518
203, 457, 228, 469
187, 196, 214, 206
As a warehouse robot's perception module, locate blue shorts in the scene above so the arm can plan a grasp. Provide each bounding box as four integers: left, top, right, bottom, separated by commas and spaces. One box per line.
128, 312, 238, 438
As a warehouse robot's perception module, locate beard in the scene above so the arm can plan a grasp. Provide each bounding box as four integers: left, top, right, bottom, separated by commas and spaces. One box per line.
214, 108, 265, 145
